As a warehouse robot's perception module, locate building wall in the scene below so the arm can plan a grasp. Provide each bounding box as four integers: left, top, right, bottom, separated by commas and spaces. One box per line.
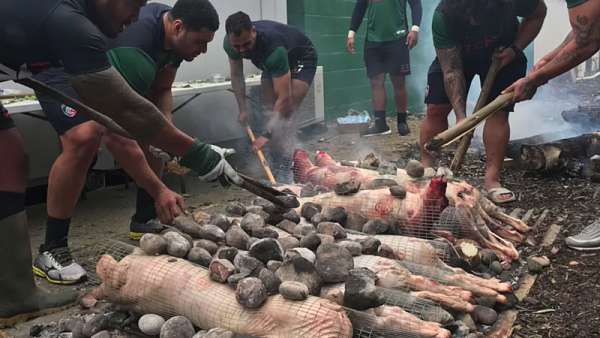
288, 0, 437, 119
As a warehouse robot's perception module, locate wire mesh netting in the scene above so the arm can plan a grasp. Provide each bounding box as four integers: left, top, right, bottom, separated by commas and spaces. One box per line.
84, 239, 137, 288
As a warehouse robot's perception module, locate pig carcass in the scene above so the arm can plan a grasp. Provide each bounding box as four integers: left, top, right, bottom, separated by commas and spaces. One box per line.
292, 150, 526, 263
91, 254, 352, 338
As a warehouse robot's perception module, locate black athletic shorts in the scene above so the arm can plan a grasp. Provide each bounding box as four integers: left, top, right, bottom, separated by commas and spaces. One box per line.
425, 51, 527, 112
32, 67, 90, 135
364, 39, 411, 78
262, 46, 318, 86
0, 103, 15, 130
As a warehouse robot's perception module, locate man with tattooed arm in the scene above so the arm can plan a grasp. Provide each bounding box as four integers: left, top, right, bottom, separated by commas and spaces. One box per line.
503, 0, 600, 250
418, 0, 546, 204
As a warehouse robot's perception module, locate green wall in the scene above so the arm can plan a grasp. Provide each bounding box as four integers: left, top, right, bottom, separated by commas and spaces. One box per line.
288, 0, 438, 119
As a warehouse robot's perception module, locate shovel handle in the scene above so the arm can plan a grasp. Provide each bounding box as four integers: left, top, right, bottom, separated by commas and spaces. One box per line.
245, 126, 277, 184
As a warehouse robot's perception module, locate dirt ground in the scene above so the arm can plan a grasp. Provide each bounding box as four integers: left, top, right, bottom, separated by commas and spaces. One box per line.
3, 115, 600, 337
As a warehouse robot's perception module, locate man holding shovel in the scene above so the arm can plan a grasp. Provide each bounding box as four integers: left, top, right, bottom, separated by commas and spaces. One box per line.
0, 0, 240, 326
224, 11, 318, 184
503, 0, 600, 250
29, 0, 220, 285
418, 0, 546, 204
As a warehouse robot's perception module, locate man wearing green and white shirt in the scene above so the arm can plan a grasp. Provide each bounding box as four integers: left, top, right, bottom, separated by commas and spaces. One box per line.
419, 0, 546, 204
347, 0, 422, 137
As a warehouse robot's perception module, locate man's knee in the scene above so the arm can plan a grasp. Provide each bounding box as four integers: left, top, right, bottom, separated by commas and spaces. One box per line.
104, 134, 146, 160
369, 74, 385, 87
60, 123, 103, 160
426, 104, 452, 120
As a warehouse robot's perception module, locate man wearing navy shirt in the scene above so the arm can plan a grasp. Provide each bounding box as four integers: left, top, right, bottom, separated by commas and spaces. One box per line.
0, 0, 239, 325
224, 12, 318, 183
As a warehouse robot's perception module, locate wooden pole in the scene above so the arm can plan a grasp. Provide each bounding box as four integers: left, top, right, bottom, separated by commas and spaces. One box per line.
450, 54, 504, 171
426, 93, 514, 152
245, 125, 277, 184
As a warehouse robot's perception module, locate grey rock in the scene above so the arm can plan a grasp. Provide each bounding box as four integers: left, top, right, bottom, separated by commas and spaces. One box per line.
278, 236, 300, 250
252, 227, 279, 239
279, 281, 309, 301
199, 224, 226, 243
377, 243, 396, 260
194, 239, 218, 255
263, 203, 288, 215
344, 267, 385, 310
187, 247, 212, 267
173, 215, 204, 238
57, 333, 73, 338
300, 203, 322, 220
315, 243, 354, 283
457, 313, 477, 331
490, 261, 503, 275
209, 259, 236, 283
253, 197, 271, 208
286, 247, 316, 264
282, 210, 301, 224
227, 271, 251, 289
140, 233, 167, 256
310, 213, 324, 226
405, 160, 425, 178
267, 260, 283, 272
276, 219, 297, 234
337, 240, 363, 256
241, 213, 266, 234
389, 185, 407, 199
246, 205, 264, 214
317, 222, 347, 239
203, 328, 235, 338
248, 237, 259, 247
91, 331, 110, 338
362, 219, 390, 235
360, 237, 381, 255
265, 213, 285, 225
236, 277, 268, 309
368, 178, 399, 189
479, 249, 498, 266
345, 213, 368, 232
59, 317, 85, 333
225, 226, 250, 250
249, 238, 284, 263
322, 207, 347, 225
138, 314, 165, 336
293, 222, 316, 237
528, 256, 550, 274
334, 179, 361, 195
275, 255, 322, 295
234, 253, 265, 276
163, 231, 192, 258
225, 202, 247, 217
193, 331, 207, 338
216, 246, 239, 262
209, 214, 232, 232
258, 268, 282, 295
160, 316, 195, 338
472, 305, 498, 325
299, 232, 321, 251
475, 296, 497, 308
82, 314, 109, 337
317, 234, 335, 245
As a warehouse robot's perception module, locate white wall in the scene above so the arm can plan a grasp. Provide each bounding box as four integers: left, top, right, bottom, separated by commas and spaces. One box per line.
533, 0, 571, 62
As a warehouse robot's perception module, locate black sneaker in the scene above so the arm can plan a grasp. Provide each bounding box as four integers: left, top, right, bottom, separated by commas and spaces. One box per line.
129, 219, 168, 240
360, 122, 391, 137
397, 112, 410, 136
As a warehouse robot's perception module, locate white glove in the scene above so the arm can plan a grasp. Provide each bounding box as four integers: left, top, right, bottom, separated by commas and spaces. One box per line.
198, 145, 243, 186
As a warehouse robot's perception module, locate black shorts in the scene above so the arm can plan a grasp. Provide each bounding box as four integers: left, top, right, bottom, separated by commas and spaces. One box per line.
424, 51, 527, 112
32, 68, 90, 135
262, 47, 318, 86
0, 103, 15, 130
364, 39, 411, 78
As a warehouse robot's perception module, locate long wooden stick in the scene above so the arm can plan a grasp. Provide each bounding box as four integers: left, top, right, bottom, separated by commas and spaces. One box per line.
450, 55, 504, 171
245, 125, 277, 184
426, 93, 514, 152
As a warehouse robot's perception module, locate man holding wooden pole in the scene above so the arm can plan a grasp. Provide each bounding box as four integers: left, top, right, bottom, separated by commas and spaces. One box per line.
418, 0, 546, 204
503, 0, 600, 250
